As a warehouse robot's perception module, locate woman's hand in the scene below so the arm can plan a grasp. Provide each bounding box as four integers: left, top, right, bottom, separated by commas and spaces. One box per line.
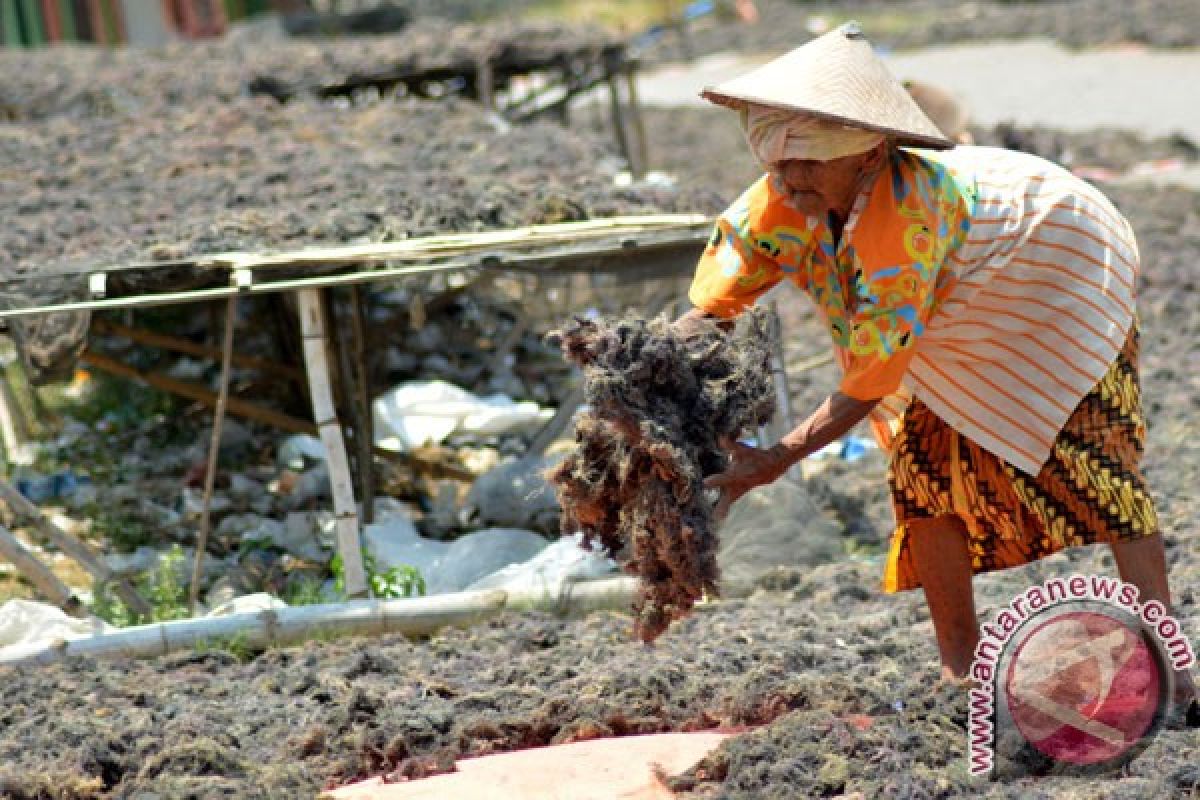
704, 437, 795, 522
703, 392, 879, 524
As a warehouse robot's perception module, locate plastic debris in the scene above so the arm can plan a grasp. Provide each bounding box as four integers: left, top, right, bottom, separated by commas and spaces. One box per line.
372, 380, 553, 452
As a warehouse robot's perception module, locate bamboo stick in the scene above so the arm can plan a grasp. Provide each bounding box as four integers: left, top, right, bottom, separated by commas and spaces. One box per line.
373, 446, 476, 483
80, 350, 317, 434
201, 214, 710, 271
349, 286, 375, 524
624, 64, 650, 179
0, 524, 84, 615
297, 289, 367, 598
475, 56, 495, 110
0, 376, 29, 466
107, 0, 126, 41
188, 295, 237, 613
92, 317, 306, 382
0, 577, 641, 666
84, 0, 105, 44
324, 291, 359, 499
606, 68, 635, 179
0, 481, 151, 618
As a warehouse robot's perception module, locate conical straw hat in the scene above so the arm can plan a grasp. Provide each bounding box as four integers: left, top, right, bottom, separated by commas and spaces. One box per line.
701, 22, 954, 150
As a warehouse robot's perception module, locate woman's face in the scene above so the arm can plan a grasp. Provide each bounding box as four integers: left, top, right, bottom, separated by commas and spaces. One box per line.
768, 143, 886, 219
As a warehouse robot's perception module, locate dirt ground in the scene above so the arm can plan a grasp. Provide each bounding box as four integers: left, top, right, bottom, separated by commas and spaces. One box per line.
2, 5, 1200, 799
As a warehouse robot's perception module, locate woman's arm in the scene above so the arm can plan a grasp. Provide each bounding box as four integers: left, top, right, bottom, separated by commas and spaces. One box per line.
704, 391, 879, 520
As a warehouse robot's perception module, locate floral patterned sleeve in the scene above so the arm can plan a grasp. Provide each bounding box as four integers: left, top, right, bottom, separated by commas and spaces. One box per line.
687, 180, 790, 319
837, 220, 956, 401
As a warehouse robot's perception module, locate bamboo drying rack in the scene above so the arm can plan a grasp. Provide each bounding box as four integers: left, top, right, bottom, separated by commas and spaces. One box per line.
0, 214, 714, 604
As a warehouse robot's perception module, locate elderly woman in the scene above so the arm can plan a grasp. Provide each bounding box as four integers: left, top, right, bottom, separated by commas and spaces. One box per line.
678, 22, 1197, 720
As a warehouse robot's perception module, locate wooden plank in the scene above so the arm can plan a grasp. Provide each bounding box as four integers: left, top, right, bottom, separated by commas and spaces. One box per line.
0, 524, 84, 615
57, 0, 76, 40
297, 289, 367, 598
18, 0, 46, 46
0, 481, 152, 618
80, 350, 318, 434
40, 0, 62, 41
84, 0, 105, 43
70, 0, 92, 41
105, 0, 126, 42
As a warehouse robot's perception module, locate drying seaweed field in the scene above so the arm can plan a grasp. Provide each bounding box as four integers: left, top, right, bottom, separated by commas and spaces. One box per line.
1, 2, 1199, 799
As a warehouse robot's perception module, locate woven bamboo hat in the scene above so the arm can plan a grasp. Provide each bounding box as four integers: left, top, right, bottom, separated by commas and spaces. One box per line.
701, 22, 954, 150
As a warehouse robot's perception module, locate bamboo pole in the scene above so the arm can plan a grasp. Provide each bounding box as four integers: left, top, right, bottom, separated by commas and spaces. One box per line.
0, 577, 641, 666
92, 317, 306, 382
0, 524, 84, 615
605, 67, 635, 178
0, 481, 151, 618
349, 286, 375, 524
297, 289, 367, 598
188, 295, 237, 613
623, 63, 650, 180
323, 291, 359, 497
475, 56, 495, 111
80, 350, 317, 434
0, 376, 30, 466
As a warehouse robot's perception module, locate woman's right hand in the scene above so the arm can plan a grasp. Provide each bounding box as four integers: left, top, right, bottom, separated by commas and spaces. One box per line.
704, 436, 795, 522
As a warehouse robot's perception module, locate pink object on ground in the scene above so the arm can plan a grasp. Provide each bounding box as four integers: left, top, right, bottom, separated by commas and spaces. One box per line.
325, 731, 733, 800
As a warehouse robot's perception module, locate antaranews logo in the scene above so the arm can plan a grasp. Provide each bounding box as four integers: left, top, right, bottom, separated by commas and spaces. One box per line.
967, 573, 1194, 778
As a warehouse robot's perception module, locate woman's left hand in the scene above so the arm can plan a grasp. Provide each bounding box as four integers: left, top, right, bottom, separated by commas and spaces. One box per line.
704, 437, 794, 522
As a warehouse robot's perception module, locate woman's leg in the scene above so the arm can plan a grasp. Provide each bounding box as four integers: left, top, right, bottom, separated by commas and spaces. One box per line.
1110, 533, 1198, 704
908, 515, 980, 679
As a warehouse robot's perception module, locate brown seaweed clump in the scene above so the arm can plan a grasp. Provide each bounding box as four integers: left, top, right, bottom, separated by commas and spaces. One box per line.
548, 310, 776, 641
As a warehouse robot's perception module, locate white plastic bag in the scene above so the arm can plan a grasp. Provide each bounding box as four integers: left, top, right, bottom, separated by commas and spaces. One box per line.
466, 533, 616, 595
0, 599, 112, 651
372, 380, 554, 451
363, 508, 550, 595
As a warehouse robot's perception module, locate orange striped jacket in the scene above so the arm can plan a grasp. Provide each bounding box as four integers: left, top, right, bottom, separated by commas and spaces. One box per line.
688, 146, 1137, 475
